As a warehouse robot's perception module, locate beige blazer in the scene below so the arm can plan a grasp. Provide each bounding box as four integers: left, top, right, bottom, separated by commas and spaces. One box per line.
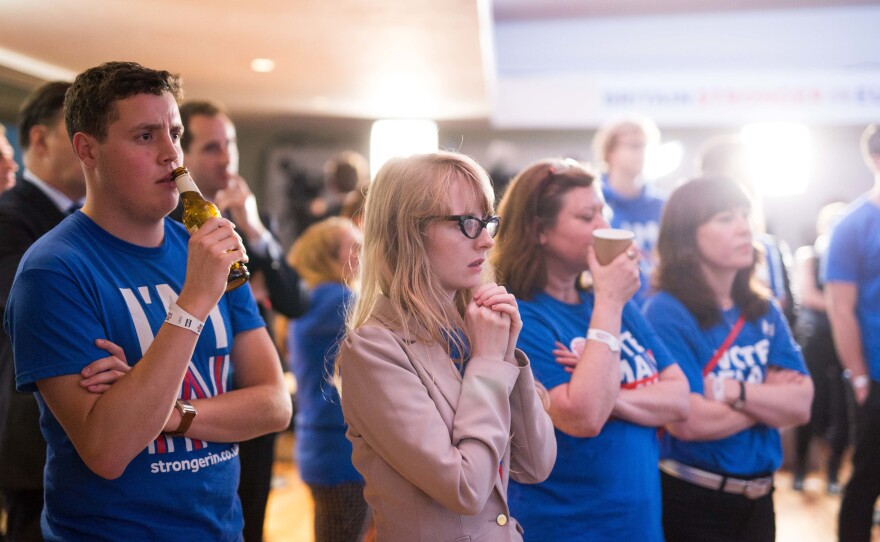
338, 297, 556, 542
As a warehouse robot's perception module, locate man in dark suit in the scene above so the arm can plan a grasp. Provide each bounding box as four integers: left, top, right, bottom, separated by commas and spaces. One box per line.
0, 81, 85, 541
176, 100, 307, 542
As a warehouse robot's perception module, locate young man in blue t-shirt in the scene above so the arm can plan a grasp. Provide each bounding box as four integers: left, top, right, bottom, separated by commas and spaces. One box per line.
826, 123, 880, 542
4, 62, 292, 541
592, 118, 665, 306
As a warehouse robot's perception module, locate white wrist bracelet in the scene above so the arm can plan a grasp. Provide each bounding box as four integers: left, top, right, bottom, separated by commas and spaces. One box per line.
586, 328, 621, 353
843, 369, 870, 389
165, 302, 204, 335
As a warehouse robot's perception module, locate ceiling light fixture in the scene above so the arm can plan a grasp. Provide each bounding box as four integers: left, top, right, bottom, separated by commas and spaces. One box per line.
250, 58, 275, 73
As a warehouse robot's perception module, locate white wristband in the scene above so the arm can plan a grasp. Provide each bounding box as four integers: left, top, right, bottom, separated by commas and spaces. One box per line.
586, 328, 621, 352
165, 302, 204, 335
844, 369, 870, 389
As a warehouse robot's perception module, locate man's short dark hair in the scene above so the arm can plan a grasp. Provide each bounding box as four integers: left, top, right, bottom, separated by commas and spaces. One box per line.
64, 61, 183, 142
19, 81, 70, 150
179, 100, 226, 152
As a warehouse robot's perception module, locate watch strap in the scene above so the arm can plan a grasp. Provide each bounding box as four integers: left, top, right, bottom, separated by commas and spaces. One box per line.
169, 399, 197, 436
732, 380, 746, 411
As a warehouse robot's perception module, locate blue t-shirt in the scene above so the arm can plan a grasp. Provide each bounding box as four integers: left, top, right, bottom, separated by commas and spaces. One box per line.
287, 282, 361, 486
508, 290, 675, 542
5, 212, 264, 541
601, 178, 665, 306
823, 197, 880, 380
642, 292, 807, 476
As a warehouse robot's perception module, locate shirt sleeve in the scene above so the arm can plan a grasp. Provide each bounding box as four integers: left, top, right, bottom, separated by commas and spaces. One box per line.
824, 211, 859, 284
642, 294, 704, 393
8, 268, 111, 392
225, 279, 266, 336
624, 302, 678, 372
516, 303, 571, 391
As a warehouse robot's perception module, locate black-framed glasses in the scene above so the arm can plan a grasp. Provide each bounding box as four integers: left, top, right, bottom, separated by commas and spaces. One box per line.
429, 215, 500, 239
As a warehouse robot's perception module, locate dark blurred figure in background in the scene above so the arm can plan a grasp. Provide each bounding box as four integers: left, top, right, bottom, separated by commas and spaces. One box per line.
339, 184, 367, 229
791, 201, 850, 495
308, 151, 368, 225
177, 100, 308, 541
0, 82, 84, 541
827, 124, 880, 542
0, 125, 18, 194
592, 117, 664, 306
697, 134, 796, 325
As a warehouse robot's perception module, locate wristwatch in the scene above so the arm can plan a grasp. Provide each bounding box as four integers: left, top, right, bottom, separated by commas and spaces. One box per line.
169, 400, 197, 437
732, 381, 746, 411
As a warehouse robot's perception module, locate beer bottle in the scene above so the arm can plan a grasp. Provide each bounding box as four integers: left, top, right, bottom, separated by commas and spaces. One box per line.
172, 166, 250, 292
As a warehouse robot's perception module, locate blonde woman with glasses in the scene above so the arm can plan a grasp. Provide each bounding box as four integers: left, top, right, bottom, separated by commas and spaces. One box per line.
336, 151, 556, 541
491, 158, 689, 542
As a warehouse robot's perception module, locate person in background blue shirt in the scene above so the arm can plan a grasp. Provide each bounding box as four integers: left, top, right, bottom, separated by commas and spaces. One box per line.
643, 176, 812, 542
826, 124, 880, 542
286, 217, 367, 542
492, 158, 689, 542
592, 117, 664, 306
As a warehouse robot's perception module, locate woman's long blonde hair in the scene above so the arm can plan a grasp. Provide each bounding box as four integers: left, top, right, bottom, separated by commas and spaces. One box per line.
347, 151, 495, 357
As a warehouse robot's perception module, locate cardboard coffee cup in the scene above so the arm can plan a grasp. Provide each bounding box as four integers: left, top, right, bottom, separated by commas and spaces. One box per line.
593, 228, 635, 265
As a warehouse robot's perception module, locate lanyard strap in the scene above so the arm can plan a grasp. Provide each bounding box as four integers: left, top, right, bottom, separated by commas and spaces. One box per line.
702, 315, 746, 377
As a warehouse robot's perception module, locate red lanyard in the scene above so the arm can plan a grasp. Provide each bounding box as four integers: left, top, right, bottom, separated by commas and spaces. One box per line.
702, 315, 746, 377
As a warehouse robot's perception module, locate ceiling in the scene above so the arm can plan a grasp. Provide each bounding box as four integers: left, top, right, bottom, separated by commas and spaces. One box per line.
0, 0, 873, 124
0, 0, 491, 122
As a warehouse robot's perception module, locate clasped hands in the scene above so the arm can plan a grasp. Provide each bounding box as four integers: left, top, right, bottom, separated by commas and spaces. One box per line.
466, 283, 521, 363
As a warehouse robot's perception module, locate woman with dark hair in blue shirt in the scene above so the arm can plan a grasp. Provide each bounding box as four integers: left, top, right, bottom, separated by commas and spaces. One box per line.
643, 176, 813, 542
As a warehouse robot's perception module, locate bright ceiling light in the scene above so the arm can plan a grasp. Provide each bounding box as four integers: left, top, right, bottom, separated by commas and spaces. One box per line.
369, 119, 439, 180
250, 58, 275, 73
740, 122, 812, 197
644, 140, 683, 181
367, 72, 437, 118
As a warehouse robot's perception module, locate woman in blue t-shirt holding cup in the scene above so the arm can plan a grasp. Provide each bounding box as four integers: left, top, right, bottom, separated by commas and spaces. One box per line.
492, 158, 690, 542
643, 176, 813, 542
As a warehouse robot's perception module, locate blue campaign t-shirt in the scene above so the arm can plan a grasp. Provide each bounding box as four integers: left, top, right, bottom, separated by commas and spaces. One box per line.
5, 212, 264, 541
823, 197, 880, 380
642, 291, 807, 476
508, 290, 675, 542
287, 282, 361, 486
601, 178, 666, 306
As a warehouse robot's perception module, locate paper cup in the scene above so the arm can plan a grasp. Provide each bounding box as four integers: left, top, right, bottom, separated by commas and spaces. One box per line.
593, 228, 635, 265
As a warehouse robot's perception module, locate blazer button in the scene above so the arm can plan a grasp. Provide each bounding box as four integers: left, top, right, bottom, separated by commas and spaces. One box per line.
496, 514, 508, 526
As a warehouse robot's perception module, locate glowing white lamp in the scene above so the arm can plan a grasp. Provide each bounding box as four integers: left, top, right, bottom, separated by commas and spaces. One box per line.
644, 140, 684, 181
740, 122, 812, 197
369, 119, 439, 180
